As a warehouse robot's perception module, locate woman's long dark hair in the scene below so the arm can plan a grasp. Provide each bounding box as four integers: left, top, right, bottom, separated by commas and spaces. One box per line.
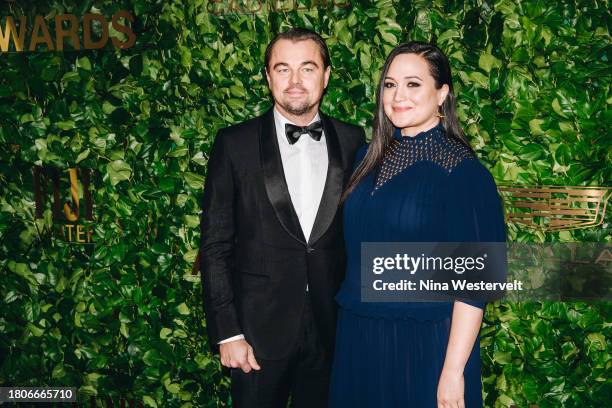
341, 41, 472, 202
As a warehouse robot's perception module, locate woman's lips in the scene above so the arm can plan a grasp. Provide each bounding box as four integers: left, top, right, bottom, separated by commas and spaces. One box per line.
393, 106, 413, 112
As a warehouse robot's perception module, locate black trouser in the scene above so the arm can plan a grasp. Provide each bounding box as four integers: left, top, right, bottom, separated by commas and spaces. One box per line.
230, 294, 331, 408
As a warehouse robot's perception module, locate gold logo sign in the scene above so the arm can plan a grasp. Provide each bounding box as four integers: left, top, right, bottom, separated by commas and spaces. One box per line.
33, 166, 97, 244
1, 11, 135, 53
499, 185, 611, 231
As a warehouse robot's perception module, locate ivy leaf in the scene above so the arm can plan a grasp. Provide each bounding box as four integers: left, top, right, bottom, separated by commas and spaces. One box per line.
176, 303, 190, 315
469, 72, 489, 89
106, 160, 132, 186
77, 56, 92, 71
160, 328, 172, 340
76, 148, 90, 163
528, 119, 545, 136
554, 144, 571, 166
478, 52, 502, 73
142, 349, 165, 367
164, 382, 180, 394
56, 120, 75, 130
27, 323, 44, 337
519, 143, 546, 161
143, 396, 158, 408
191, 151, 208, 166
183, 172, 205, 189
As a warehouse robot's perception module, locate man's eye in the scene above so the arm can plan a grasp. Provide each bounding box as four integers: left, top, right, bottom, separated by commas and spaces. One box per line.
278, 68, 289, 73
384, 82, 396, 88
303, 68, 313, 72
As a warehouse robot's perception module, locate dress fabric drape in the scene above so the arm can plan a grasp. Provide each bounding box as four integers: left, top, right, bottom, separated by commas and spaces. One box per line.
329, 122, 506, 408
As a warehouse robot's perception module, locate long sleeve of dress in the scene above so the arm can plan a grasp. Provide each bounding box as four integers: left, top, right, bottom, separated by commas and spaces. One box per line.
445, 158, 507, 310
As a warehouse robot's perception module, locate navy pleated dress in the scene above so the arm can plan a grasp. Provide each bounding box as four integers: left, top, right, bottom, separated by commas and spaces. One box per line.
329, 122, 506, 408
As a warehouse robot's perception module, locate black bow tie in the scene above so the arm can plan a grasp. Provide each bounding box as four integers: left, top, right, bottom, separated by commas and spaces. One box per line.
285, 121, 323, 145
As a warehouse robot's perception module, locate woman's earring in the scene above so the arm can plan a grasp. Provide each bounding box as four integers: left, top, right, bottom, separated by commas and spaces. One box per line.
436, 108, 445, 119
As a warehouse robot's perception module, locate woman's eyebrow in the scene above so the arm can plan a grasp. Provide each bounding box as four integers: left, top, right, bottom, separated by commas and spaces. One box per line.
384, 75, 422, 80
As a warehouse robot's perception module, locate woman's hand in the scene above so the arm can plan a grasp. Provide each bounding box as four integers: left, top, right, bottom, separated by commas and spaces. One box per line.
437, 367, 465, 408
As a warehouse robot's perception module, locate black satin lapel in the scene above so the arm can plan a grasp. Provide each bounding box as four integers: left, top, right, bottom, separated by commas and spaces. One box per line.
308, 113, 344, 246
260, 109, 307, 245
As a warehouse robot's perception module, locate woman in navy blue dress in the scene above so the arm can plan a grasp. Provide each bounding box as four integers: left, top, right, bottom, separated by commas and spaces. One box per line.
329, 42, 506, 407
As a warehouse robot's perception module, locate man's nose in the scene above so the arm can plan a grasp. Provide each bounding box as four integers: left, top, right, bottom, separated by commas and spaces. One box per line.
289, 69, 302, 85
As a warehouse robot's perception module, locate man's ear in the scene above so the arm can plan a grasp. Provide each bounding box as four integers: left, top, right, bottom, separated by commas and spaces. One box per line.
323, 66, 331, 88
438, 83, 449, 106
265, 68, 271, 87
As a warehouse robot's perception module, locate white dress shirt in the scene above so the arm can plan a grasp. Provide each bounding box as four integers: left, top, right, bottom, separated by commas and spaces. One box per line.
218, 108, 329, 345
273, 107, 329, 242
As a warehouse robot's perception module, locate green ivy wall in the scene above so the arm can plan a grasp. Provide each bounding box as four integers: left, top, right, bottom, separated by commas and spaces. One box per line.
0, 0, 610, 407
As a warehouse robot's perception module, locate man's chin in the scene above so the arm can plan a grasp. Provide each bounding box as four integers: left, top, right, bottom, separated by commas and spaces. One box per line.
279, 101, 316, 117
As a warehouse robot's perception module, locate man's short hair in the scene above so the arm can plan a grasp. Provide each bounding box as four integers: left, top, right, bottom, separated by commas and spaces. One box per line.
264, 28, 331, 71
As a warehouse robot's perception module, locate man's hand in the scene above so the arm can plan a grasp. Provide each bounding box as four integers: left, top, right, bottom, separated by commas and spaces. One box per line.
219, 339, 261, 373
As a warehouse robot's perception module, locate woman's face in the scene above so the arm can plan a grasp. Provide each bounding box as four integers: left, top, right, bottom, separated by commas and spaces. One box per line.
382, 53, 449, 136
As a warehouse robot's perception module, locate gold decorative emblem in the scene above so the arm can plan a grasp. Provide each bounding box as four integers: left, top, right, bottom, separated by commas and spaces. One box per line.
33, 166, 96, 243
498, 186, 611, 231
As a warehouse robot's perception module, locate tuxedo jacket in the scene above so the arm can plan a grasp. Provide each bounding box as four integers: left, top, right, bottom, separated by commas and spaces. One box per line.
200, 108, 365, 360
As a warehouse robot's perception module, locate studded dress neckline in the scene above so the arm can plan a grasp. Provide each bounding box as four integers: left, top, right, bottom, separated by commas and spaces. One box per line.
373, 123, 474, 193
393, 122, 444, 143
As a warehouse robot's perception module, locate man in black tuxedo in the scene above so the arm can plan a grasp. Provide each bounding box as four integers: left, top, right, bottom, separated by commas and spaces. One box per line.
200, 28, 364, 407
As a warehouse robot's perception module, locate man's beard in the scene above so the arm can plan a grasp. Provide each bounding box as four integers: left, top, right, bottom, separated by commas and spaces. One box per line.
278, 98, 317, 117
277, 86, 319, 117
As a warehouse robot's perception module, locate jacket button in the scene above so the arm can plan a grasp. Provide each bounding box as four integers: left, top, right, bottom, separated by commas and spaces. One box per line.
306, 246, 314, 253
